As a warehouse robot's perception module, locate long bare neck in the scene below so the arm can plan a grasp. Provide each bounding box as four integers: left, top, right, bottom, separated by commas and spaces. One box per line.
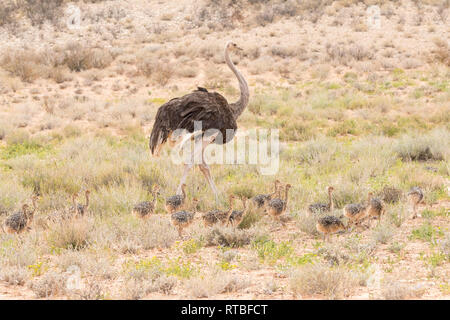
227, 197, 234, 218
85, 193, 90, 208
181, 186, 186, 200
225, 46, 249, 119
242, 198, 249, 215
152, 190, 158, 205
269, 183, 279, 199
72, 195, 77, 207
31, 198, 37, 214
284, 188, 290, 208
328, 190, 334, 211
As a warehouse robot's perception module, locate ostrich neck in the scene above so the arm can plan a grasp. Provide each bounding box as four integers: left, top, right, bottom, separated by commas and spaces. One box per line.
328, 191, 334, 211
284, 188, 290, 208
85, 194, 90, 208
227, 198, 234, 218
225, 47, 249, 119
152, 191, 157, 205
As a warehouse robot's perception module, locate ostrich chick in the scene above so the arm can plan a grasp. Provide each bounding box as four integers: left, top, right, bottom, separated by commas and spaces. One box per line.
252, 179, 281, 213
171, 198, 199, 237
4, 202, 32, 234
133, 185, 160, 219
316, 215, 346, 242
308, 186, 335, 215
165, 183, 187, 214
407, 187, 424, 219
366, 192, 385, 226
343, 193, 371, 230
202, 194, 235, 227
228, 197, 249, 227
71, 190, 90, 217
265, 184, 291, 221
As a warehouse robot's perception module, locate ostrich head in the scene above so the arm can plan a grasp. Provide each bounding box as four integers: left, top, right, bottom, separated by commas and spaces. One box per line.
152, 184, 161, 195
226, 41, 243, 52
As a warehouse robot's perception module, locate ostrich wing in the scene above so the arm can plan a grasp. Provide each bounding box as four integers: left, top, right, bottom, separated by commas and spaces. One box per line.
149, 91, 237, 155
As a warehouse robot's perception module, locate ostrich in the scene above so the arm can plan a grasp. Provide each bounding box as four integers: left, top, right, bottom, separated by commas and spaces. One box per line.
71, 190, 90, 217
265, 184, 292, 221
252, 180, 281, 213
202, 194, 236, 227
171, 198, 199, 238
149, 42, 249, 202
366, 192, 385, 227
165, 183, 187, 214
407, 187, 424, 219
316, 215, 346, 242
3, 195, 38, 234
133, 185, 160, 219
343, 193, 371, 230
308, 186, 335, 216
228, 197, 249, 227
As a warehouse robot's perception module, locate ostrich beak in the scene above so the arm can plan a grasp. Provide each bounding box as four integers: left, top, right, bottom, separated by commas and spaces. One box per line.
236, 46, 243, 51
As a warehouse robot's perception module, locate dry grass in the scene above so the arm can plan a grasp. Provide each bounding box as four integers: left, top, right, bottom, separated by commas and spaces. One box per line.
29, 272, 67, 298
0, 0, 448, 300
289, 263, 360, 299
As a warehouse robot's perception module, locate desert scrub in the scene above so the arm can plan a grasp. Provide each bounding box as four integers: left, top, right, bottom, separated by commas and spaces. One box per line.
394, 128, 449, 162
252, 237, 294, 266
46, 217, 94, 250
381, 280, 425, 300
371, 223, 395, 244
29, 272, 68, 298
421, 208, 450, 219
289, 263, 360, 299
126, 255, 196, 279
196, 225, 264, 248
96, 215, 177, 253
176, 239, 203, 255
56, 250, 116, 280
0, 266, 29, 286
185, 270, 250, 298
409, 222, 444, 244
0, 237, 38, 267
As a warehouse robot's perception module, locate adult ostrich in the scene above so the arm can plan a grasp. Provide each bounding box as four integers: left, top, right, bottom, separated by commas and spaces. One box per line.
149, 42, 249, 201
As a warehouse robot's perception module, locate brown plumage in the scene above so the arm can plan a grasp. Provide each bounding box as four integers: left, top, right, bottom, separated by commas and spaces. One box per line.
228, 197, 249, 227
408, 187, 424, 219
343, 193, 371, 229
265, 184, 291, 220
171, 198, 199, 237
3, 196, 38, 234
366, 192, 385, 226
202, 195, 236, 227
165, 183, 186, 214
252, 180, 281, 213
149, 89, 237, 155
308, 186, 335, 215
70, 190, 90, 217
133, 185, 160, 219
316, 215, 346, 242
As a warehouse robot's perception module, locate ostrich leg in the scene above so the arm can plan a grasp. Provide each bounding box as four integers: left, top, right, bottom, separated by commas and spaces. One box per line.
198, 133, 220, 203
199, 160, 219, 203
176, 135, 202, 195
176, 132, 218, 197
